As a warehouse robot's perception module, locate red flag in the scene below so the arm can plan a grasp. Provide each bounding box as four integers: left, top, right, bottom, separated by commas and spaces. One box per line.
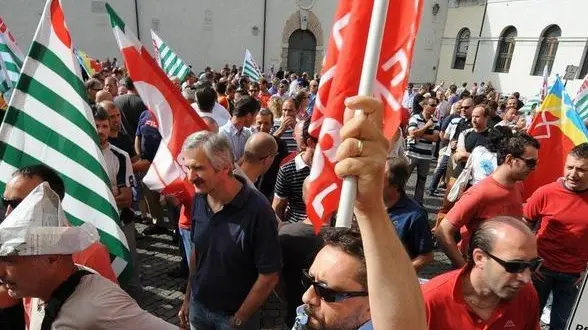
523, 77, 588, 199
107, 4, 208, 207
306, 0, 423, 231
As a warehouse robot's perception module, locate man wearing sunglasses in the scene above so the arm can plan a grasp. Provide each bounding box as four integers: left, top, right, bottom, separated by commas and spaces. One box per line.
436, 133, 540, 268
524, 143, 588, 330
424, 216, 541, 330
291, 96, 427, 330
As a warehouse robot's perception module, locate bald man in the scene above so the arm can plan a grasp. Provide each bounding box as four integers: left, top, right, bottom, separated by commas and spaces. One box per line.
423, 216, 541, 330
233, 132, 278, 187
96, 90, 113, 103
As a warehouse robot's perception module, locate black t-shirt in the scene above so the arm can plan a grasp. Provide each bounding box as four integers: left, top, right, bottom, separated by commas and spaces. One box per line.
108, 131, 137, 159
113, 94, 146, 136
190, 177, 283, 313
279, 222, 325, 326
452, 128, 490, 178
488, 115, 502, 129
258, 136, 289, 201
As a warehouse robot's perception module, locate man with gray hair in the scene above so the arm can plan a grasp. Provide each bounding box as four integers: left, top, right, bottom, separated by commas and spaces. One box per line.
178, 131, 282, 330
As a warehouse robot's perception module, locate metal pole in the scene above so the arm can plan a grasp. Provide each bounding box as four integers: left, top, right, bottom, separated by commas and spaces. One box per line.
336, 0, 389, 228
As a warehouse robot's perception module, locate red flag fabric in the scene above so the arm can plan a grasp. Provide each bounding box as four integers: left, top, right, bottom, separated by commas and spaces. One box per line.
523, 76, 588, 199
306, 0, 423, 231
107, 4, 209, 207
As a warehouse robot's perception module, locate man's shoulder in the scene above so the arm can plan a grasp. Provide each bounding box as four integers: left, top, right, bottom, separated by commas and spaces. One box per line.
107, 143, 131, 160
422, 269, 460, 300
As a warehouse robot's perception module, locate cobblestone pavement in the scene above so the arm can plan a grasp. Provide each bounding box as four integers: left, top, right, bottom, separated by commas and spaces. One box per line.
134, 165, 548, 329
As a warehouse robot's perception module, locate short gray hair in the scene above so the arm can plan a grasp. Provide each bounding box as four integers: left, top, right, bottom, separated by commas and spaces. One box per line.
182, 131, 234, 170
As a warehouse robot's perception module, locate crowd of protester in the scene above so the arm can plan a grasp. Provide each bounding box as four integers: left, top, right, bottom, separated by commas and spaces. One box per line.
0, 60, 586, 330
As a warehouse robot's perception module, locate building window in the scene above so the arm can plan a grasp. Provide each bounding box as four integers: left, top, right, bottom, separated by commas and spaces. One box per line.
494, 26, 517, 73
453, 28, 470, 70
532, 25, 561, 76
580, 42, 588, 80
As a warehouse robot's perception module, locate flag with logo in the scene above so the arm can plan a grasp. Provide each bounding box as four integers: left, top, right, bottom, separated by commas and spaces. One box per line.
0, 16, 24, 97
575, 74, 588, 121
73, 48, 102, 77
524, 76, 588, 199
151, 30, 191, 83
242, 49, 262, 82
306, 0, 423, 231
106, 3, 209, 207
0, 0, 132, 281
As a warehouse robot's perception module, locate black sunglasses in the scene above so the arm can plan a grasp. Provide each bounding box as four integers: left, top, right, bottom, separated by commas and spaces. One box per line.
483, 250, 543, 274
2, 198, 22, 209
301, 269, 368, 303
516, 157, 537, 170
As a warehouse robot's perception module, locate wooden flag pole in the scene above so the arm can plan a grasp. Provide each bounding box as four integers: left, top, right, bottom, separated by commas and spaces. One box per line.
336, 0, 389, 228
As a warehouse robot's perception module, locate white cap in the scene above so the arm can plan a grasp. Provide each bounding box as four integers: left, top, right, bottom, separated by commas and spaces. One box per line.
0, 182, 99, 256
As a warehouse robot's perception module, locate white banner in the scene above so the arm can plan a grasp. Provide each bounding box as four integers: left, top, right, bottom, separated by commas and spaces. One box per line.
567, 266, 588, 330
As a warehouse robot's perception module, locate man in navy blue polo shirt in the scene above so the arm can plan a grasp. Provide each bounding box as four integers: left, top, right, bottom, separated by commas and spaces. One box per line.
383, 157, 434, 271
177, 131, 282, 330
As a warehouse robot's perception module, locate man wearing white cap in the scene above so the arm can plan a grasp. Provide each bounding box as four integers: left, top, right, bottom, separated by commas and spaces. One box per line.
0, 183, 176, 330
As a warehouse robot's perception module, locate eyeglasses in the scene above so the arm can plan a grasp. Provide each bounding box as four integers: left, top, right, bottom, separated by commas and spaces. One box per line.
249, 89, 259, 93
2, 198, 22, 209
461, 105, 473, 109
483, 250, 543, 273
516, 157, 537, 170
428, 104, 438, 107
301, 269, 368, 303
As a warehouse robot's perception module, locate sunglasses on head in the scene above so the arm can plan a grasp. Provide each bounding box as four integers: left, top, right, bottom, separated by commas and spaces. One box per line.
2, 198, 22, 209
516, 157, 537, 170
483, 250, 543, 273
301, 269, 368, 303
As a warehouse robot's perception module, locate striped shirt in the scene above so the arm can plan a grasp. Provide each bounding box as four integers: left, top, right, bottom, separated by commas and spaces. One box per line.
102, 143, 134, 195
407, 114, 439, 160
274, 154, 310, 223
271, 119, 297, 153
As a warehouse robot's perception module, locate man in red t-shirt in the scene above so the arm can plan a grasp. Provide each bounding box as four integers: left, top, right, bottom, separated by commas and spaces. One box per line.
436, 134, 540, 268
524, 143, 588, 330
423, 216, 541, 330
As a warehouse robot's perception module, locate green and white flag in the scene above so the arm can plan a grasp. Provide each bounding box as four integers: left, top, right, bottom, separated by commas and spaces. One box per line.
0, 0, 131, 281
242, 49, 262, 81
151, 30, 190, 82
575, 74, 588, 121
519, 95, 541, 115
0, 17, 24, 92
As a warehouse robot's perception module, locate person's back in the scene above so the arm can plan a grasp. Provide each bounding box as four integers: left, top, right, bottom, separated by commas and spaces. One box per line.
279, 221, 325, 326
113, 93, 145, 135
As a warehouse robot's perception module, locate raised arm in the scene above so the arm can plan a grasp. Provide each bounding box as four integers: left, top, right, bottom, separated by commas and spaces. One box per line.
334, 96, 427, 330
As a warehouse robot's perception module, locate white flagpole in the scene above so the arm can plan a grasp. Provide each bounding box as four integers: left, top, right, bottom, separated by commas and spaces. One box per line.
336, 0, 389, 228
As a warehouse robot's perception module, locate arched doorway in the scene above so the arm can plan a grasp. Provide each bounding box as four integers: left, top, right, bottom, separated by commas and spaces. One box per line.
287, 30, 316, 74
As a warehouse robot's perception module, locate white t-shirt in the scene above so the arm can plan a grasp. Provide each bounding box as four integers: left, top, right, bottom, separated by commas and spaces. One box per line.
191, 102, 231, 127
102, 143, 134, 190
468, 146, 497, 186
27, 273, 176, 330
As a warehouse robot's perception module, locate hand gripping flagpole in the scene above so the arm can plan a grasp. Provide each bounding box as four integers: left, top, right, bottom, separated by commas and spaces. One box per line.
336, 0, 390, 228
